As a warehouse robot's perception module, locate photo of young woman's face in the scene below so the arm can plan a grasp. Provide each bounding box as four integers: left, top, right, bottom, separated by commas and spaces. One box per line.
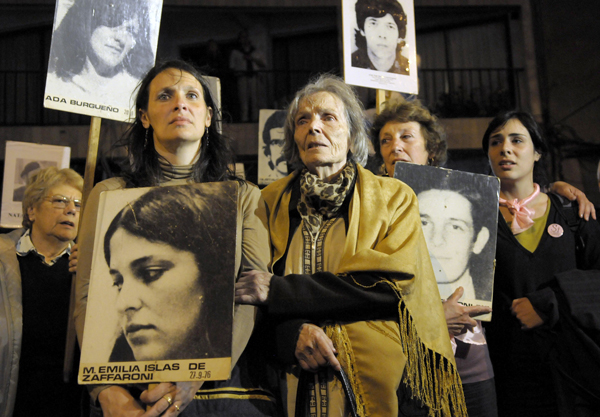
89, 16, 139, 71
108, 228, 204, 361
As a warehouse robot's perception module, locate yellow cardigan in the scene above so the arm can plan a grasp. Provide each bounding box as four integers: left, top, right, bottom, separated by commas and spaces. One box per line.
262, 164, 466, 417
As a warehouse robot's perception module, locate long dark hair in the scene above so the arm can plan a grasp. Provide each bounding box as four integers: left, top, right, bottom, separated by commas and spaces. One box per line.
104, 184, 238, 358
49, 0, 154, 79
116, 60, 237, 187
482, 110, 549, 187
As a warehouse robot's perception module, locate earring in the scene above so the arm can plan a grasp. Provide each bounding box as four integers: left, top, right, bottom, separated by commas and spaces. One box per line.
144, 128, 149, 148
381, 163, 388, 176
204, 127, 209, 148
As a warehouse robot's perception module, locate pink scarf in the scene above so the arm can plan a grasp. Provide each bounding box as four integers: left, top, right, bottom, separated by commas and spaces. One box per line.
499, 183, 540, 234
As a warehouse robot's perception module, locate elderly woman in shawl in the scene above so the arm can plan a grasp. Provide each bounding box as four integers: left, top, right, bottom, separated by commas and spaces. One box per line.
235, 74, 466, 417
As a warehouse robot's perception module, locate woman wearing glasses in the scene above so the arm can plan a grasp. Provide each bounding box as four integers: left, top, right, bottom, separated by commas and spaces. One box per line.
0, 166, 85, 417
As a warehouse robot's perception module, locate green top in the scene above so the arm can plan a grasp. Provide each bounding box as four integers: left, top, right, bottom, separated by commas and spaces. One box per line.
513, 198, 551, 253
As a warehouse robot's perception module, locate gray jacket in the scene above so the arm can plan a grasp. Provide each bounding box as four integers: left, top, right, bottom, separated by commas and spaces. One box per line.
0, 228, 26, 417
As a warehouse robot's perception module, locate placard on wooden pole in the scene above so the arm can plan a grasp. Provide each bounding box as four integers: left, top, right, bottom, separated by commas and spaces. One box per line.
63, 115, 101, 382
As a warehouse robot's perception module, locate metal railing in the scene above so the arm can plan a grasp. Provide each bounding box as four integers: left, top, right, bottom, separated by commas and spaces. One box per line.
0, 67, 525, 126
418, 68, 526, 118
0, 70, 90, 126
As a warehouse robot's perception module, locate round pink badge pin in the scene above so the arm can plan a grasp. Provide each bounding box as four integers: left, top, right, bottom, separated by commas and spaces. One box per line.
547, 223, 564, 238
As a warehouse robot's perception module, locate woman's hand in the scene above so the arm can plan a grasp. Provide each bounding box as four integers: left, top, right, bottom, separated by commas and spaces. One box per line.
234, 270, 273, 305
551, 181, 596, 220
140, 381, 202, 416
68, 243, 79, 273
511, 297, 544, 330
443, 287, 492, 336
97, 386, 146, 417
295, 323, 341, 372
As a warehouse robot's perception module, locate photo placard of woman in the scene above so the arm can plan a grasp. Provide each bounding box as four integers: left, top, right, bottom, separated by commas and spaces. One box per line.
79, 183, 237, 372
44, 0, 161, 121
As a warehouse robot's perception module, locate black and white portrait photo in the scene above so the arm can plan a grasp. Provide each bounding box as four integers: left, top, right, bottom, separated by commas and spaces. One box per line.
79, 183, 237, 383
44, 0, 162, 121
1, 142, 71, 228
342, 0, 418, 94
394, 163, 499, 311
12, 160, 57, 202
352, 0, 409, 75
258, 109, 288, 185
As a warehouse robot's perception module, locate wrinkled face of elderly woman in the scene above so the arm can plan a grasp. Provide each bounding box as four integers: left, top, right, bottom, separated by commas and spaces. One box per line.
293, 91, 350, 178
108, 228, 204, 361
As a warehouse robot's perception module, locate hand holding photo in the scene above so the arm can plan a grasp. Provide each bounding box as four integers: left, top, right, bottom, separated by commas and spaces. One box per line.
394, 163, 499, 317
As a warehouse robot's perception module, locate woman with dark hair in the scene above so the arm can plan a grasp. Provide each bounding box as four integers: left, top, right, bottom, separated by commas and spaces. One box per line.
47, 0, 154, 104
482, 111, 600, 416
102, 185, 235, 362
74, 60, 277, 416
371, 100, 596, 218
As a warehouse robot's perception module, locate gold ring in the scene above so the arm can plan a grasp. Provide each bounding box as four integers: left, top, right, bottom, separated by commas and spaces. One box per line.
164, 395, 173, 405
174, 404, 180, 412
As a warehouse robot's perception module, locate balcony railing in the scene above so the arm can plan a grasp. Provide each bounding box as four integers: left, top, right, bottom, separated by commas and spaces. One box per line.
418, 68, 525, 118
0, 67, 525, 126
0, 70, 91, 126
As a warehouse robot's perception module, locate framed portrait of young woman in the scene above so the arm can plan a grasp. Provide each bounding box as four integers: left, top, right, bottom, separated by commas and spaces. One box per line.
79, 182, 238, 384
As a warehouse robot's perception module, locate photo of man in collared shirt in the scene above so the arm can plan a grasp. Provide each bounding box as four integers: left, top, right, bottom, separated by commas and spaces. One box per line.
351, 0, 410, 75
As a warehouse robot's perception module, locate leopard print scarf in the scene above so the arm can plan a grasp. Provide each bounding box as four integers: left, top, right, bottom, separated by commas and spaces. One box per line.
297, 163, 356, 242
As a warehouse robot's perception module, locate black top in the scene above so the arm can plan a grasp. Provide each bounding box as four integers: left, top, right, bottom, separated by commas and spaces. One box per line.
484, 194, 600, 416
13, 252, 83, 417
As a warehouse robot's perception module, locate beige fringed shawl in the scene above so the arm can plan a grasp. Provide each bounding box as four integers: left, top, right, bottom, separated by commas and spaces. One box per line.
262, 165, 466, 417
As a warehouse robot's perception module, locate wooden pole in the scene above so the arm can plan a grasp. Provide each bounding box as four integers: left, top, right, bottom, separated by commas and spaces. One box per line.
376, 88, 409, 114
376, 89, 386, 115
63, 116, 102, 382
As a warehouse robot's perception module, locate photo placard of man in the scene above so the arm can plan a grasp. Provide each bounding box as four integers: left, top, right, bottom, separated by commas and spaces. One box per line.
394, 162, 499, 311
13, 161, 42, 202
258, 109, 288, 185
418, 188, 491, 301
342, 0, 418, 94
352, 0, 409, 74
1, 142, 71, 228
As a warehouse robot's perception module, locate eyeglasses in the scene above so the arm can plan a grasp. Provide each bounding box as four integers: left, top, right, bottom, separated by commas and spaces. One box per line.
44, 195, 82, 212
